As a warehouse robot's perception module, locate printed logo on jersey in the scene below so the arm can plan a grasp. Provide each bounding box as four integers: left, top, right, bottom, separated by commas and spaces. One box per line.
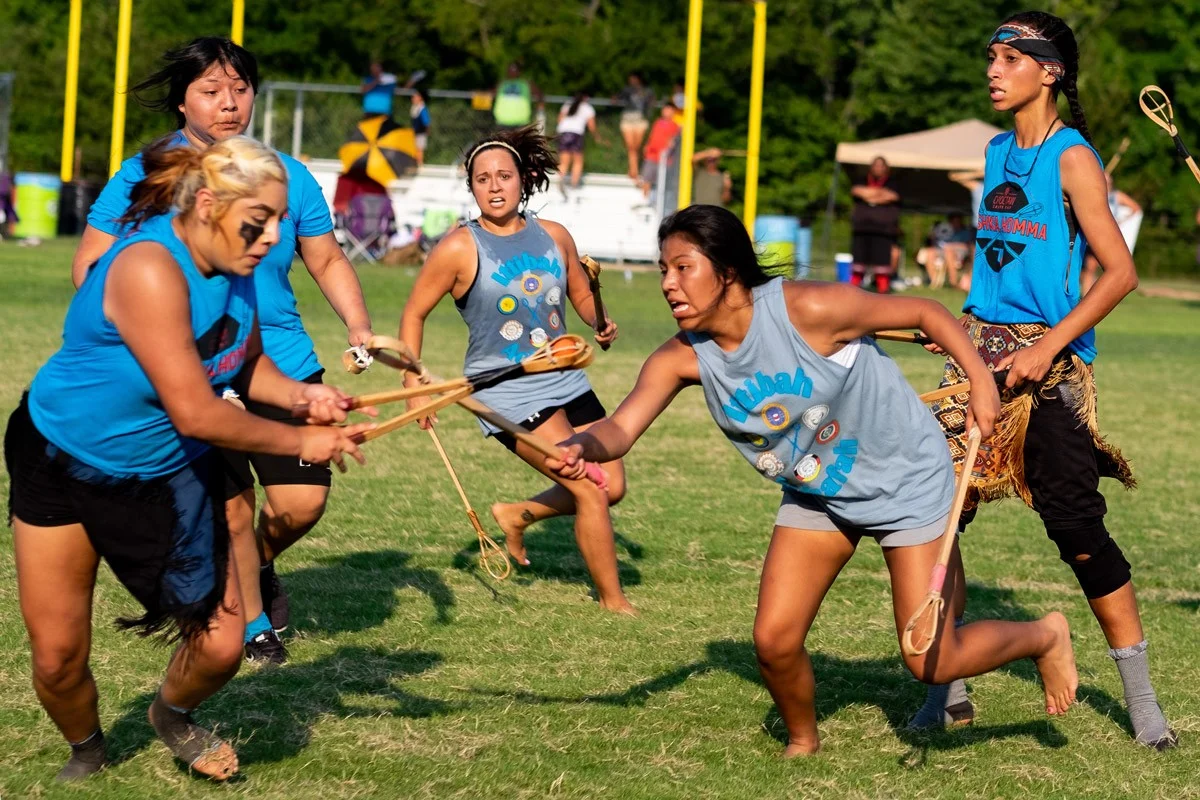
194, 314, 247, 379
977, 181, 1047, 246
720, 368, 815, 424
977, 238, 1028, 271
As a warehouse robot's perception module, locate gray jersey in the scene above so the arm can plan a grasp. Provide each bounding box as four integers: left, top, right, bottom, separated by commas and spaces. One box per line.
687, 278, 954, 530
457, 215, 591, 434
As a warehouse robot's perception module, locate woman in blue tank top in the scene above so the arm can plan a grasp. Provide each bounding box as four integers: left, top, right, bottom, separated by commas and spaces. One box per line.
69, 38, 376, 666
398, 126, 633, 614
6, 137, 373, 782
548, 205, 1080, 757
910, 12, 1175, 750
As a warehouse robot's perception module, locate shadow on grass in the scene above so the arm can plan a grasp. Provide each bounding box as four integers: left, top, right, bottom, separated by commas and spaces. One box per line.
284, 549, 456, 629
106, 646, 451, 770
476, 637, 1067, 754
450, 517, 644, 592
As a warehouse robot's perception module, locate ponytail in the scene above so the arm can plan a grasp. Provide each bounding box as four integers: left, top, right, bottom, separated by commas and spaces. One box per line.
1060, 74, 1093, 145
463, 124, 557, 205
118, 134, 287, 229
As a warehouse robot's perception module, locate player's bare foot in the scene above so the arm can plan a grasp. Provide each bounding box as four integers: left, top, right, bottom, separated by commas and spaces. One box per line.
783, 738, 820, 757
599, 595, 638, 616
490, 502, 532, 566
1033, 612, 1077, 716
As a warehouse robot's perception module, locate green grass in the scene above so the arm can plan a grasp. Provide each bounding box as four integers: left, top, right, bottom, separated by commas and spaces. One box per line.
1, 238, 1198, 799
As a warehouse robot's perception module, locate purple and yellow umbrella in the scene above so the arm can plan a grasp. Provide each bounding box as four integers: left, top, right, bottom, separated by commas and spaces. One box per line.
338, 116, 418, 186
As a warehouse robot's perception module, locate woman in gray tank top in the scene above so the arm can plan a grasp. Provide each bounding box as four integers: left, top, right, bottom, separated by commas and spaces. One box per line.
549, 205, 1079, 756
398, 126, 633, 614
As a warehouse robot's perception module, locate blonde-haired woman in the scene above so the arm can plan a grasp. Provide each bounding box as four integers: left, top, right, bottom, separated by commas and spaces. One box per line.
5, 135, 373, 782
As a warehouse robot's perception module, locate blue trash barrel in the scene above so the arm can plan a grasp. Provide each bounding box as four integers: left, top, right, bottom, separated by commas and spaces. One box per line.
754, 215, 798, 273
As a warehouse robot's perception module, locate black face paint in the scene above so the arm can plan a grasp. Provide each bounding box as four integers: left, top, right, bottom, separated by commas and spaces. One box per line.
238, 221, 264, 251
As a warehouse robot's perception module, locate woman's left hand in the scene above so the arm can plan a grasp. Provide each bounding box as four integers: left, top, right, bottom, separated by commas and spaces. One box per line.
995, 341, 1055, 389
595, 318, 619, 348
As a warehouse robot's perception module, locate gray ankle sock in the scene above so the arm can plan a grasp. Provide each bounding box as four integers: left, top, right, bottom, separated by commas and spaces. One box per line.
1110, 640, 1175, 749
907, 618, 973, 729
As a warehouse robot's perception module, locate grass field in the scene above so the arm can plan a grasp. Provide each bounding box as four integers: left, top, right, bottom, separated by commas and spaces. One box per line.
1, 238, 1198, 799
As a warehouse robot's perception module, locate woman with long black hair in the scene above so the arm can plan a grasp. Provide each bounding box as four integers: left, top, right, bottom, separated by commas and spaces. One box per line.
907, 11, 1176, 751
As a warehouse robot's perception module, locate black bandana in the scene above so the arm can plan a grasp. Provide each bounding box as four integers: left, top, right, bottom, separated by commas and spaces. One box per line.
989, 23, 1065, 80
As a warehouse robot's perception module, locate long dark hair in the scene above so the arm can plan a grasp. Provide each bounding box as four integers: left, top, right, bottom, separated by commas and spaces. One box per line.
132, 37, 259, 128
567, 92, 587, 117
1001, 11, 1091, 144
658, 205, 771, 292
463, 125, 557, 205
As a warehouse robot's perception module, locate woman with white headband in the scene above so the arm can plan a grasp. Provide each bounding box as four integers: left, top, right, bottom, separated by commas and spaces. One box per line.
397, 125, 633, 614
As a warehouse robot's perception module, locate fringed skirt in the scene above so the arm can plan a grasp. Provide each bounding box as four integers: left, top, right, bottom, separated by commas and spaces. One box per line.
930, 315, 1135, 511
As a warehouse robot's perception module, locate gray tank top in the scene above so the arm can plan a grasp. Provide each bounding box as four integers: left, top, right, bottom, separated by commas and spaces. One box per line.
457, 215, 591, 434
687, 278, 954, 530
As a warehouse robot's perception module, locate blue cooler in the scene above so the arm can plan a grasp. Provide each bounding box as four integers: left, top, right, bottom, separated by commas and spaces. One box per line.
834, 252, 853, 282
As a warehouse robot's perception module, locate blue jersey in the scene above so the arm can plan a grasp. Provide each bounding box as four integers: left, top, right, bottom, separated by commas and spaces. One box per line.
87, 131, 333, 379
30, 213, 257, 479
965, 128, 1102, 363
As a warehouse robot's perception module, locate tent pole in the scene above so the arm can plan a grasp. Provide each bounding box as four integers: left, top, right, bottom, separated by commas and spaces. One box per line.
822, 163, 839, 274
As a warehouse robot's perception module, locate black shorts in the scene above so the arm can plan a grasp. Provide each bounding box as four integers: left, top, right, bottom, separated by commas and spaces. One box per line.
6, 396, 229, 640
222, 370, 332, 498
494, 389, 607, 453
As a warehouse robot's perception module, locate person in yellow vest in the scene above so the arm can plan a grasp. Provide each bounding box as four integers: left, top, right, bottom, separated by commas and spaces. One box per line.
492, 62, 543, 129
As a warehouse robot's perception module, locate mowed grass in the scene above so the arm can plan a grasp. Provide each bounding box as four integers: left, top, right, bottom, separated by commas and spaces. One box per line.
1, 238, 1198, 799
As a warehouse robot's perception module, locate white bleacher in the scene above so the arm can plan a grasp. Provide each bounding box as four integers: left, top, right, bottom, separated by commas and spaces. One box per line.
306, 159, 662, 263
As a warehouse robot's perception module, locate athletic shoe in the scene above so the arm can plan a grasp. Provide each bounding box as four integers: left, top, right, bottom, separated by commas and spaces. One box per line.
260, 562, 290, 633
244, 629, 287, 665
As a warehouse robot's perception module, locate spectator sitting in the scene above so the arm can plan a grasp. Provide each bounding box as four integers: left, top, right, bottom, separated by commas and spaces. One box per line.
557, 91, 603, 194
361, 61, 397, 119
941, 212, 976, 292
691, 147, 732, 207
1081, 173, 1141, 295
639, 103, 681, 199
915, 218, 955, 288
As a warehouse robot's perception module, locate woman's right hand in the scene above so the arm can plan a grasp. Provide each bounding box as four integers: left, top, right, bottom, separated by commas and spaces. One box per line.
298, 423, 374, 471
405, 393, 438, 430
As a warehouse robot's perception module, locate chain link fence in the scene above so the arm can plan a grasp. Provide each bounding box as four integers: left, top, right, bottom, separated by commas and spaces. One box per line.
0, 73, 13, 171
252, 81, 635, 175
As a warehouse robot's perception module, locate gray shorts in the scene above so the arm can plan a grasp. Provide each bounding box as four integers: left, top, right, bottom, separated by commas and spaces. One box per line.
775, 491, 948, 548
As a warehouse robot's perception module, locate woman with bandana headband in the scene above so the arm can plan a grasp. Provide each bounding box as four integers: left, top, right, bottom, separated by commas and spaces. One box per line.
909, 11, 1176, 750
397, 125, 634, 614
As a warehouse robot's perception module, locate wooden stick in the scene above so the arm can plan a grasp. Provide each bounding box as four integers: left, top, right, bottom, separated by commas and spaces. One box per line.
901, 426, 983, 657
358, 386, 473, 442
1105, 136, 1131, 176
425, 427, 512, 580
918, 370, 1009, 404
874, 329, 932, 345
1140, 85, 1200, 185
580, 254, 610, 352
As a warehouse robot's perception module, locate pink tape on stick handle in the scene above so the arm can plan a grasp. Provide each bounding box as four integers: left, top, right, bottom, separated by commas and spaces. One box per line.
927, 563, 948, 594
583, 462, 609, 492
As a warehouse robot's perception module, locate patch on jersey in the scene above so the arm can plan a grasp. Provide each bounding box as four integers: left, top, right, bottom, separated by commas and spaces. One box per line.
762, 403, 790, 431
529, 327, 548, 347
816, 420, 840, 445
793, 454, 821, 483
546, 286, 562, 305
801, 404, 829, 430
500, 320, 524, 341
497, 295, 518, 315
983, 181, 1029, 214
756, 452, 785, 478
548, 310, 562, 330
522, 274, 543, 296
977, 237, 1028, 271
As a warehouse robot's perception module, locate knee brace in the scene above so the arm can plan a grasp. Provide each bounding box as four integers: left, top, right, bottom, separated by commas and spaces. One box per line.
1046, 522, 1131, 599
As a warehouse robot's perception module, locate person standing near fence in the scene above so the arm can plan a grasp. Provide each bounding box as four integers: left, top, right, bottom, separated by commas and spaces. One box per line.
849, 157, 901, 293
616, 72, 654, 180
69, 38, 375, 667
557, 91, 603, 194
493, 62, 542, 129
410, 86, 431, 167
361, 61, 397, 119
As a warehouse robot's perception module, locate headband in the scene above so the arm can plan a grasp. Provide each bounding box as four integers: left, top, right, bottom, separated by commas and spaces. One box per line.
989, 23, 1065, 80
466, 140, 522, 171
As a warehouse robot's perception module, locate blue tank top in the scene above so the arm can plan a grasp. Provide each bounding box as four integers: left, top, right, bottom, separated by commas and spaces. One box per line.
688, 278, 954, 530
29, 213, 257, 479
966, 128, 1102, 363
456, 216, 591, 434
87, 131, 333, 379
